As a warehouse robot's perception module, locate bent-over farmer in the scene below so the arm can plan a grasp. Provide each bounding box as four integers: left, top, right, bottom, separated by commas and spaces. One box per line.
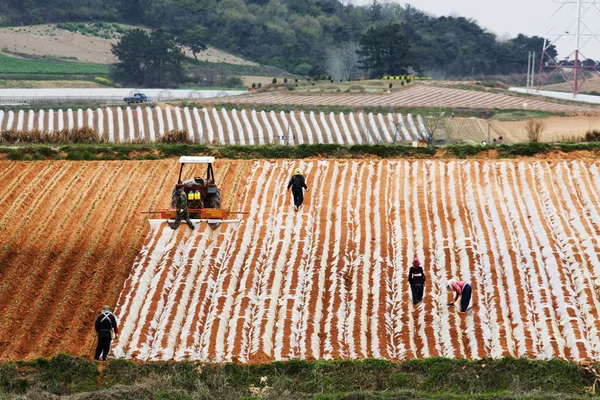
447, 280, 472, 312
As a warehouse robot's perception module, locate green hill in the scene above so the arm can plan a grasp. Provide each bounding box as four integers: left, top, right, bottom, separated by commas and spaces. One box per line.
0, 0, 556, 80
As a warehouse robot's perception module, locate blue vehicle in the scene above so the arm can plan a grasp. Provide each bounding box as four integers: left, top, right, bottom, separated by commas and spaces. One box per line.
124, 93, 148, 104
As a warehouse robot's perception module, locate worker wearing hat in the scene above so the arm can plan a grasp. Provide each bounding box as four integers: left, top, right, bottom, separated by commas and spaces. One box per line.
287, 168, 308, 211
94, 305, 118, 361
171, 186, 195, 230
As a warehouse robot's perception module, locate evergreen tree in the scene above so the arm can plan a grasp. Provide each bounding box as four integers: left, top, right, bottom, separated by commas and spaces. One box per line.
357, 23, 419, 78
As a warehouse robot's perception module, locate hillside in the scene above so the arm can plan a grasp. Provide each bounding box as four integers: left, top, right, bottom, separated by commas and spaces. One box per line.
0, 0, 556, 79
0, 24, 259, 66
4, 158, 600, 363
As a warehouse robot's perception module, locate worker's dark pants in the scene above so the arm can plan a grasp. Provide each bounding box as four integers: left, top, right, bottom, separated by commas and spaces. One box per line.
461, 284, 472, 312
292, 189, 304, 207
410, 283, 424, 304
94, 336, 112, 360
173, 210, 194, 229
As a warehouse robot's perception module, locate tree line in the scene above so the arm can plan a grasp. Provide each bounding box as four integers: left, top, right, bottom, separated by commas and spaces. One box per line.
0, 0, 559, 80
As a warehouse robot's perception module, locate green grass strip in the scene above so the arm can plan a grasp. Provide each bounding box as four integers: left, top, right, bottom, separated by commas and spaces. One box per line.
0, 53, 109, 75
0, 355, 598, 399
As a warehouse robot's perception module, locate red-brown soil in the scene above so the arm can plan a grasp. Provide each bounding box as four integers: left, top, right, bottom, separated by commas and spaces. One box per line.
3, 159, 600, 363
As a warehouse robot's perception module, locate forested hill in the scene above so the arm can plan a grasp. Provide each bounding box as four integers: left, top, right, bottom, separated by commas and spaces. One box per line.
0, 0, 556, 78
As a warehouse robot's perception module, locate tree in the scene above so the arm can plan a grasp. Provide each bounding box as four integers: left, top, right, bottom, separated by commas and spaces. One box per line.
179, 26, 209, 59
420, 113, 446, 145
111, 29, 185, 87
357, 23, 419, 78
110, 29, 151, 86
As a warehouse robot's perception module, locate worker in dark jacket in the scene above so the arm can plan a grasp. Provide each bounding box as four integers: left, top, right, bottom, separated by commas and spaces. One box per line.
171, 186, 195, 230
408, 257, 426, 304
287, 168, 308, 211
94, 305, 118, 361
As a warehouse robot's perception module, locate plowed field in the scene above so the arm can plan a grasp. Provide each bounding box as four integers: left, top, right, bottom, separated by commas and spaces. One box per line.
3, 159, 600, 363
217, 85, 595, 112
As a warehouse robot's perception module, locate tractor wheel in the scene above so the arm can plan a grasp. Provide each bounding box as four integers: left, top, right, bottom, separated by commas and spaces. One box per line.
207, 188, 222, 230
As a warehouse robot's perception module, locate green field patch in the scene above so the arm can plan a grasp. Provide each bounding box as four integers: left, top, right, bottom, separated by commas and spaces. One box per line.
0, 53, 109, 75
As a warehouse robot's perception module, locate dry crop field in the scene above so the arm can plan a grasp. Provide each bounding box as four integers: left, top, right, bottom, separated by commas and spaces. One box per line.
2, 159, 600, 363
220, 85, 593, 113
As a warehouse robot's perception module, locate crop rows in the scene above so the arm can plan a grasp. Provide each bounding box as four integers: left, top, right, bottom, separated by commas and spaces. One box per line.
0, 107, 434, 144
0, 159, 246, 360
220, 85, 592, 112
114, 159, 600, 362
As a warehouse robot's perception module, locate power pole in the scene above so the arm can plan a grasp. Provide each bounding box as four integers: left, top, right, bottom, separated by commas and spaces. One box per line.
537, 0, 600, 96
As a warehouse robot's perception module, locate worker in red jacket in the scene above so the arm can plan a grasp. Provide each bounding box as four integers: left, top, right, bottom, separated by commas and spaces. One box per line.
447, 280, 472, 312
408, 257, 426, 304
94, 305, 119, 361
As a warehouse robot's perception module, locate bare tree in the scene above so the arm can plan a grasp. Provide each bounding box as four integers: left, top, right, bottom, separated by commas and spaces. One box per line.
325, 42, 362, 81
421, 113, 446, 145
525, 118, 546, 143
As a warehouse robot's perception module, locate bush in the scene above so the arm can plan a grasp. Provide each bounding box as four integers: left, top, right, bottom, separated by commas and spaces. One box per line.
223, 76, 243, 88
272, 77, 277, 84
313, 75, 319, 81
389, 83, 393, 89
294, 78, 298, 83
251, 83, 256, 88
525, 118, 546, 143
94, 76, 113, 87
258, 83, 262, 88
284, 78, 288, 83
585, 129, 600, 142
348, 85, 365, 92
159, 130, 191, 144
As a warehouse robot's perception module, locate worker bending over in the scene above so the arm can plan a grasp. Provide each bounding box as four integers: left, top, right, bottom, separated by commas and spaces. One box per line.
447, 279, 472, 312
287, 168, 308, 211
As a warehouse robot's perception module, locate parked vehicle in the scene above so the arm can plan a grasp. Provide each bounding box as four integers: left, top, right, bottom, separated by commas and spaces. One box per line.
124, 93, 148, 104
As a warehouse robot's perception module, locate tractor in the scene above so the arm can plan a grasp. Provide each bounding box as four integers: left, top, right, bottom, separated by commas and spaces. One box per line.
145, 156, 242, 229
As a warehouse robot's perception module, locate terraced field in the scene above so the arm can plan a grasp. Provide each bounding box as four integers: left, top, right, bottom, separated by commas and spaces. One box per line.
3, 159, 600, 363
0, 107, 433, 144
218, 85, 593, 113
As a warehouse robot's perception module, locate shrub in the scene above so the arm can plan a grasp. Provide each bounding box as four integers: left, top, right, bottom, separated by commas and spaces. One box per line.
258, 83, 262, 88
525, 118, 546, 143
251, 83, 256, 88
401, 80, 405, 86
223, 76, 243, 88
313, 75, 318, 81
94, 76, 113, 87
159, 130, 191, 144
294, 78, 298, 83
320, 75, 326, 80
389, 83, 393, 89
284, 78, 288, 83
348, 85, 365, 92
327, 74, 332, 81
585, 129, 600, 142
272, 77, 277, 84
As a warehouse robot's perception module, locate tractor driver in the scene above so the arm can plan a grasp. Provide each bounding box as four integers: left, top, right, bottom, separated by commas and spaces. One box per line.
171, 186, 195, 231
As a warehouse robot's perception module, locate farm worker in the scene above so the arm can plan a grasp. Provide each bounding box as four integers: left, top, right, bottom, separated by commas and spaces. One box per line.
447, 280, 472, 313
287, 168, 308, 211
408, 257, 426, 304
172, 186, 195, 230
94, 305, 118, 361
